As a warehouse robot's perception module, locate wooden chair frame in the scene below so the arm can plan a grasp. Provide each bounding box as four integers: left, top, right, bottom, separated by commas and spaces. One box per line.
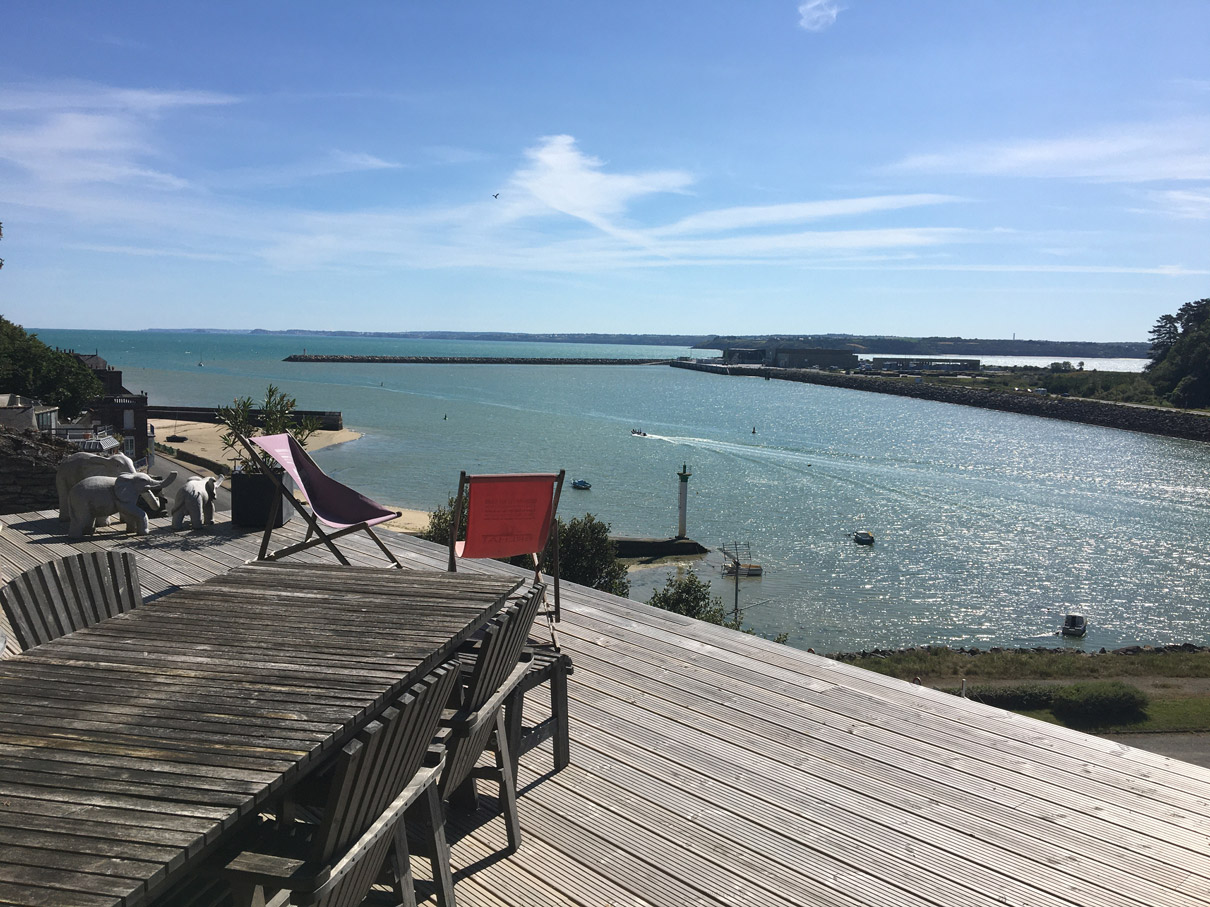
224, 664, 460, 907
440, 585, 544, 854
230, 431, 403, 568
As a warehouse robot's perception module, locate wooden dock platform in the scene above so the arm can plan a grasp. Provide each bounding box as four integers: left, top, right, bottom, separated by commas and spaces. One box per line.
3, 510, 1209, 906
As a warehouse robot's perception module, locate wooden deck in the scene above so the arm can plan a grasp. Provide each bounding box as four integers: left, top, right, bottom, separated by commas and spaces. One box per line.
4, 509, 1210, 907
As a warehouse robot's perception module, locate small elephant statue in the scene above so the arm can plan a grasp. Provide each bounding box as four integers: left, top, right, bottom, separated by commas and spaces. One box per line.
56, 451, 136, 521
67, 470, 178, 538
171, 476, 221, 530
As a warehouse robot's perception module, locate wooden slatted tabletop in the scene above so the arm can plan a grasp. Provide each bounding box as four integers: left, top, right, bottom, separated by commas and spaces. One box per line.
0, 561, 522, 907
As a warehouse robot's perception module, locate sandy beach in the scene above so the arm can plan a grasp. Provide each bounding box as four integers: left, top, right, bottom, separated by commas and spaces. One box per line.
149, 420, 431, 533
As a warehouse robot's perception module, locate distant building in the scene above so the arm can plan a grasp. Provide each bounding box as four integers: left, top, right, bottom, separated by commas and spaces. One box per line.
720, 348, 768, 365
772, 348, 858, 369
60, 351, 151, 461
869, 357, 980, 372
0, 393, 59, 433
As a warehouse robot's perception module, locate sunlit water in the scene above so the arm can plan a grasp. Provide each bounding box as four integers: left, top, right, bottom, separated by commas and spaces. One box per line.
36, 330, 1209, 652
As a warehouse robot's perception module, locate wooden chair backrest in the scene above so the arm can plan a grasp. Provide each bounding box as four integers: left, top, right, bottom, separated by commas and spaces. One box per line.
462, 586, 543, 712
0, 551, 143, 654
441, 585, 543, 797
310, 663, 458, 866
311, 830, 396, 907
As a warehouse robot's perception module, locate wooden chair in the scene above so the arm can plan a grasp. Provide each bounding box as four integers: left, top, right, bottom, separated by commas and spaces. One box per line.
222, 664, 460, 907
0, 551, 143, 656
231, 431, 403, 568
439, 584, 544, 855
447, 471, 573, 777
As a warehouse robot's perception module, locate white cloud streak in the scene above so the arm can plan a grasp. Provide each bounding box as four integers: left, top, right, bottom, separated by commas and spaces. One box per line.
798, 0, 844, 32
657, 194, 960, 236
893, 119, 1210, 183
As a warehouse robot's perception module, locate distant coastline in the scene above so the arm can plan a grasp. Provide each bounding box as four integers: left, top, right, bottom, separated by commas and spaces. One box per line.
282, 354, 674, 365
139, 327, 1149, 360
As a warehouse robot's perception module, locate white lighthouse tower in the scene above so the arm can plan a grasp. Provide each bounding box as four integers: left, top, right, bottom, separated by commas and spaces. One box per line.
676, 463, 692, 539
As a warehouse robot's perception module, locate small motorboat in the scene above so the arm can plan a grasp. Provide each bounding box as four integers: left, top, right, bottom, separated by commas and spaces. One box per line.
571, 479, 591, 490
852, 531, 875, 546
630, 429, 647, 437
1061, 614, 1087, 638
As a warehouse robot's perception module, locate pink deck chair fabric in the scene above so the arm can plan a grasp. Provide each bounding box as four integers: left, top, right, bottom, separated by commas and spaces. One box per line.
251, 434, 397, 530
454, 474, 558, 560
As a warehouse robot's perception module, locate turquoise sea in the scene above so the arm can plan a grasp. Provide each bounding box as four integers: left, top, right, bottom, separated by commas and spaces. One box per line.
34, 329, 1208, 653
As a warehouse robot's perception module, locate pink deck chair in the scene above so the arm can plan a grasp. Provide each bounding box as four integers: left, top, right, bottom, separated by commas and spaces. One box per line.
234, 432, 402, 568
447, 471, 564, 621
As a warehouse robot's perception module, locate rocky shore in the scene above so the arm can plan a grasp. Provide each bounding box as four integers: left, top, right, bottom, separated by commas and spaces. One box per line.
825, 642, 1207, 660
672, 361, 1210, 443
284, 354, 671, 365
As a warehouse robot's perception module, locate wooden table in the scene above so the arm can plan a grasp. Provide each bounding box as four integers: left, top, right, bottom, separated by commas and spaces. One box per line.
0, 562, 523, 907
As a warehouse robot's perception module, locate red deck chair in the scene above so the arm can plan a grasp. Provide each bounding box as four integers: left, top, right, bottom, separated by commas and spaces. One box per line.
234, 432, 403, 568
447, 470, 564, 620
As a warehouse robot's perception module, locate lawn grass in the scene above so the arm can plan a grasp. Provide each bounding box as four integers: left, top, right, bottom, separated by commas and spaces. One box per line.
1020, 699, 1210, 734
835, 647, 1210, 732
835, 646, 1210, 682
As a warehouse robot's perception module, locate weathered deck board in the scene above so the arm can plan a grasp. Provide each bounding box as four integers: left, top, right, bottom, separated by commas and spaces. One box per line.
3, 509, 1210, 906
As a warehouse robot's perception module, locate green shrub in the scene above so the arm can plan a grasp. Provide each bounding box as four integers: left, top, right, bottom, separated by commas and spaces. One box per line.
955, 684, 1056, 711
1051, 681, 1149, 726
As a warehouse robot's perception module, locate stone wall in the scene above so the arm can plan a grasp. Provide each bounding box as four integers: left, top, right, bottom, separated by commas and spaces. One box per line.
0, 426, 74, 514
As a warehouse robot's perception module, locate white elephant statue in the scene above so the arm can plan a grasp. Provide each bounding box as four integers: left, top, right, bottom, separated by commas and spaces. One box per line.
67, 471, 178, 538
171, 476, 221, 530
56, 451, 136, 521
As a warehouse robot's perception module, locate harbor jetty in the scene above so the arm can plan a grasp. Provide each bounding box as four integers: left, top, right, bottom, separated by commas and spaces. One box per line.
284, 354, 673, 365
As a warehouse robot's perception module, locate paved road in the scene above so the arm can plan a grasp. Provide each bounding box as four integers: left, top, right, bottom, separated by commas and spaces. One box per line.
147, 450, 232, 513
1105, 733, 1210, 769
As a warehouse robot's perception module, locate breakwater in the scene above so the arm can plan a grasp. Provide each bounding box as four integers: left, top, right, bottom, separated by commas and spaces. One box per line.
671, 360, 1210, 443
146, 405, 343, 431
284, 354, 671, 365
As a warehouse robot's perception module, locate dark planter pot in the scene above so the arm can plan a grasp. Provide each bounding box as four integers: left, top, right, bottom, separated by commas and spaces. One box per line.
230, 470, 292, 529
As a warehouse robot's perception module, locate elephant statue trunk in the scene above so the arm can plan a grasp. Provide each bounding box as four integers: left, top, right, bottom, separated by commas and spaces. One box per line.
67, 471, 179, 538
55, 451, 136, 521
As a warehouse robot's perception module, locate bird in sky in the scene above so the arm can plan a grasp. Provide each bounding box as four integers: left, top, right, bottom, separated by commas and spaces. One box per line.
492, 193, 499, 199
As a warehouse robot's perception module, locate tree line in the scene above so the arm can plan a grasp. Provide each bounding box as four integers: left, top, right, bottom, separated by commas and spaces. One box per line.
1147, 298, 1210, 409
0, 316, 102, 419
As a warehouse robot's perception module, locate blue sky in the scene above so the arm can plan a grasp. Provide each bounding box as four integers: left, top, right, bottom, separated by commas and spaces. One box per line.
1, 2, 1207, 341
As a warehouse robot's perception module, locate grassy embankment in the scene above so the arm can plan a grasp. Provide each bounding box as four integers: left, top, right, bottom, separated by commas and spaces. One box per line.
912, 366, 1165, 406
836, 647, 1210, 733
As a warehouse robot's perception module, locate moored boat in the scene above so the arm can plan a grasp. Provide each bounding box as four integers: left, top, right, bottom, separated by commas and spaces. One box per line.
723, 562, 763, 576
571, 479, 591, 490
852, 531, 875, 546
1061, 614, 1087, 638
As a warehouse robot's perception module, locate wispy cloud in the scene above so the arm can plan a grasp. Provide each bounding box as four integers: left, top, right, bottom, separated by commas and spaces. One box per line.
892, 118, 1210, 183
798, 0, 844, 32
0, 83, 236, 113
656, 194, 960, 236
1147, 189, 1210, 219
506, 134, 692, 244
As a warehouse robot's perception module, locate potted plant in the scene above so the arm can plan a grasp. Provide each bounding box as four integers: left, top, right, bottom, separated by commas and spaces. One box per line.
216, 384, 320, 529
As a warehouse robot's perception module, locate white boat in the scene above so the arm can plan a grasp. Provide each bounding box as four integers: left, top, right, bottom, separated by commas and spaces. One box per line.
1061, 614, 1087, 638
723, 562, 763, 576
